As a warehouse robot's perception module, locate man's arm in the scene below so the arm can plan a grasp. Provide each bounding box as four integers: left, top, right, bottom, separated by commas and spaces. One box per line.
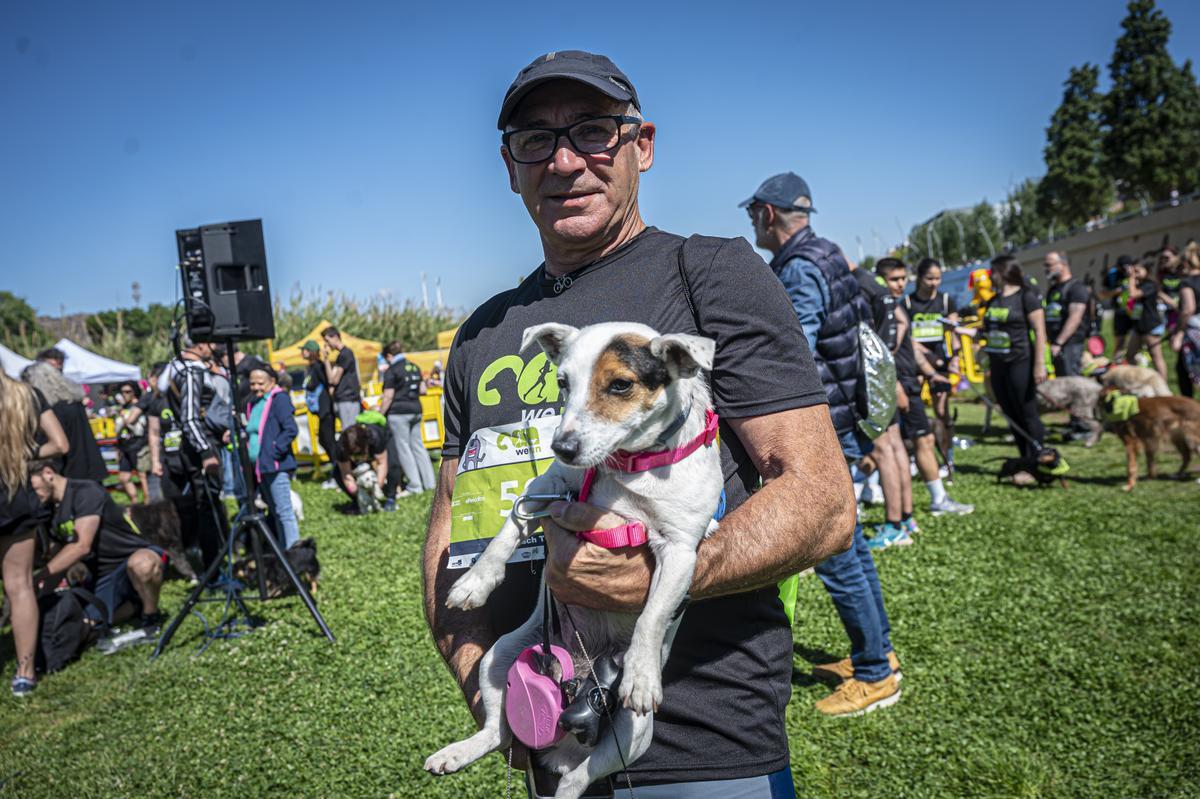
543, 404, 855, 611
1052, 302, 1087, 354
893, 304, 910, 356
379, 388, 396, 416
43, 515, 99, 580
323, 348, 345, 387
1030, 308, 1049, 383
423, 457, 495, 724
779, 260, 828, 352
148, 415, 163, 476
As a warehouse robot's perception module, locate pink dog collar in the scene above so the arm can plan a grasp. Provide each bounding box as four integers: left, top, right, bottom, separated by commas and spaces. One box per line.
573, 410, 719, 550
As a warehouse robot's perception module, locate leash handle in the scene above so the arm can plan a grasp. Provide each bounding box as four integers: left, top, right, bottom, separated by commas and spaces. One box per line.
513, 492, 574, 521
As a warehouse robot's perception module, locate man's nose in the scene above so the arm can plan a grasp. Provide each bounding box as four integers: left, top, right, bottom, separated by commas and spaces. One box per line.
551, 432, 581, 463
548, 136, 586, 174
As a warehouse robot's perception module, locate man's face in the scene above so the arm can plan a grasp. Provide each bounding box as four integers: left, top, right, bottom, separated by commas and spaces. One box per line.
1044, 255, 1065, 281
193, 343, 214, 361
883, 267, 908, 298
747, 204, 772, 251
501, 81, 654, 251
323, 335, 340, 350
29, 468, 54, 503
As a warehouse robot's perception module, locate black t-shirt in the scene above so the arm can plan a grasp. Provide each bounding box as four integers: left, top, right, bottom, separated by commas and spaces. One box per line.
53, 401, 108, 483
382, 358, 423, 415
893, 306, 920, 389
1131, 279, 1163, 333
303, 363, 333, 418
854, 269, 898, 351
51, 479, 150, 578
1044, 278, 1090, 343
331, 347, 360, 403
903, 291, 957, 359
983, 288, 1043, 363
442, 228, 827, 783
333, 423, 388, 463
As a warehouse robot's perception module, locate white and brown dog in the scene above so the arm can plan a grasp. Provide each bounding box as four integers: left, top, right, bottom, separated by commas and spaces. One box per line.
425, 322, 724, 799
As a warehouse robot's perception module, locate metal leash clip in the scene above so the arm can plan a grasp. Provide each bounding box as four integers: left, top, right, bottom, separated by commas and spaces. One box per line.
512, 492, 575, 521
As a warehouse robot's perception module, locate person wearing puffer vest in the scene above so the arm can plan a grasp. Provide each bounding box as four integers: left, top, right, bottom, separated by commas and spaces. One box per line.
245, 366, 301, 549
742, 172, 903, 719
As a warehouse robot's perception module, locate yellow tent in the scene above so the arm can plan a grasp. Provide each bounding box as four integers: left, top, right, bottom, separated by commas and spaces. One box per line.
436, 327, 458, 349
270, 320, 382, 380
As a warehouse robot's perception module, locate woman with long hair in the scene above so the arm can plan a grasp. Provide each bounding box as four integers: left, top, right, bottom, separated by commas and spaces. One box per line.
1123, 258, 1170, 380
982, 255, 1049, 459
0, 371, 68, 696
113, 381, 149, 504
902, 258, 960, 472
22, 361, 107, 483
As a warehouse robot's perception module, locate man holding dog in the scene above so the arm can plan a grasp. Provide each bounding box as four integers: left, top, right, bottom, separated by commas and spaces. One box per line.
423, 51, 855, 797
742, 172, 902, 715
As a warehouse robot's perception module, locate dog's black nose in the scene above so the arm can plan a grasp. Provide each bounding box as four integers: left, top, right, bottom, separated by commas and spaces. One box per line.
552, 434, 581, 463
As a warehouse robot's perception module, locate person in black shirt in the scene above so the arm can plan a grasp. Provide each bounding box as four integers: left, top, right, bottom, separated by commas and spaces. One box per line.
426, 51, 850, 795
1170, 259, 1200, 397
380, 342, 436, 502
1, 374, 68, 696
22, 360, 107, 484
1042, 251, 1090, 378
982, 255, 1048, 459
902, 258, 960, 471
320, 326, 361, 431
301, 340, 344, 492
30, 461, 165, 632
1124, 258, 1169, 381
113, 381, 150, 504
333, 423, 389, 509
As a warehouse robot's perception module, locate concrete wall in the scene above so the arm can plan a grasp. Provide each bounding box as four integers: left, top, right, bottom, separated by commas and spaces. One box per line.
1015, 200, 1200, 287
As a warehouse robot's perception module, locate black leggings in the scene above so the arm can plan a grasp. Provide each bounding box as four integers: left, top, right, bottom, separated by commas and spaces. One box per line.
990, 357, 1045, 458
1178, 351, 1194, 398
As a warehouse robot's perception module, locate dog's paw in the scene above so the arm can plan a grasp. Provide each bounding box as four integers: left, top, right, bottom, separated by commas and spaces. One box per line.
618, 652, 662, 715
446, 569, 499, 610
704, 519, 719, 539
424, 740, 483, 775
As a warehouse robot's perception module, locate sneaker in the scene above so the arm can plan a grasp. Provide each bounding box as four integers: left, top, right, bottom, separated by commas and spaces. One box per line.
815, 675, 901, 717
382, 499, 397, 512
320, 478, 338, 490
11, 676, 36, 698
812, 651, 902, 684
862, 484, 885, 506
138, 611, 165, 637
930, 496, 974, 516
903, 517, 921, 535
866, 523, 913, 550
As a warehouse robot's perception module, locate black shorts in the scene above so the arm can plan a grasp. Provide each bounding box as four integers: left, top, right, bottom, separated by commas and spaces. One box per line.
1113, 312, 1133, 336
897, 391, 932, 440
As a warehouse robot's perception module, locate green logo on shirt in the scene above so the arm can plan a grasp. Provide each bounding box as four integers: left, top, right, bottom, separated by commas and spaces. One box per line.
477, 353, 559, 407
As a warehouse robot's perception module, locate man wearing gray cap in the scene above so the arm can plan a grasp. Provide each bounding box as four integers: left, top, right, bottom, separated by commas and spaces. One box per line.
422, 51, 855, 796
743, 173, 903, 717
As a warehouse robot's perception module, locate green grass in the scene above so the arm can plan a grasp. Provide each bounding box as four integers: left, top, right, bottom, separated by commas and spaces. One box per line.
1, 402, 1198, 798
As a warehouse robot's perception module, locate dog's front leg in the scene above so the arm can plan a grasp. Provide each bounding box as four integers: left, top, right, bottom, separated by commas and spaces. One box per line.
619, 541, 697, 715
447, 472, 568, 610
553, 708, 653, 799
425, 596, 544, 776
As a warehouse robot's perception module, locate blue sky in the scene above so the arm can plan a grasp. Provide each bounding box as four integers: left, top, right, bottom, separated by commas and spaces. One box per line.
3, 0, 1198, 317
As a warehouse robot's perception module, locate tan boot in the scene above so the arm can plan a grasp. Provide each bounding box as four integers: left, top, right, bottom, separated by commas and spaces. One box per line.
811, 651, 902, 683
815, 675, 901, 717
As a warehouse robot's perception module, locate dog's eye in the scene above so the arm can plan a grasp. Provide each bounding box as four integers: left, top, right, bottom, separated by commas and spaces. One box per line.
607, 379, 633, 395
557, 375, 569, 392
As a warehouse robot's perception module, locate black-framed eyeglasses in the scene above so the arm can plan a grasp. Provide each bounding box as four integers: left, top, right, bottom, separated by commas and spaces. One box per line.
502, 115, 642, 164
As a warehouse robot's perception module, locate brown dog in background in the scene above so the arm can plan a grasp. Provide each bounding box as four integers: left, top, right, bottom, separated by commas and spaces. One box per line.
1101, 388, 1200, 491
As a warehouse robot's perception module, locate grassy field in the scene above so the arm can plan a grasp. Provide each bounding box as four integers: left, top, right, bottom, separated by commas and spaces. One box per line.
1, 401, 1197, 798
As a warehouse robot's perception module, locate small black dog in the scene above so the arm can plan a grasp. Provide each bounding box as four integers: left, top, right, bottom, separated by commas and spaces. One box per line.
126, 501, 197, 582
233, 538, 321, 598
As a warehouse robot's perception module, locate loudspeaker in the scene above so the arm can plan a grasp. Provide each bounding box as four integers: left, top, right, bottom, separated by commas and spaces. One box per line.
176, 219, 275, 342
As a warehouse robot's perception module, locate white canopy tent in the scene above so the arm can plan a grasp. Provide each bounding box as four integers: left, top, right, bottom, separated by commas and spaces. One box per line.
54, 338, 140, 384
0, 343, 33, 378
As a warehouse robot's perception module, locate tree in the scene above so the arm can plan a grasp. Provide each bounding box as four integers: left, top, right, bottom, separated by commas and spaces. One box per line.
1038, 64, 1110, 228
1002, 178, 1049, 249
1101, 0, 1200, 200
0, 291, 49, 355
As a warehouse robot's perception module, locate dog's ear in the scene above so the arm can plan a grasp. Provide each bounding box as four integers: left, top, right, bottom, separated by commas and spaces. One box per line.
650, 334, 715, 379
522, 323, 578, 364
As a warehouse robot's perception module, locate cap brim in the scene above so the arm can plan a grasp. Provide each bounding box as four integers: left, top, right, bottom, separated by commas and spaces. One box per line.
497, 73, 634, 129
737, 195, 757, 208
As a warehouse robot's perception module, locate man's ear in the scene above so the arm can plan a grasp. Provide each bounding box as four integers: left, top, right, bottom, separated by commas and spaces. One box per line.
636, 121, 655, 173
521, 323, 579, 364
500, 145, 519, 194
650, 333, 715, 378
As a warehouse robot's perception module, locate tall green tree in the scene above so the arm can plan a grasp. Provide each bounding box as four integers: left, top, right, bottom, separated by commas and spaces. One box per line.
1101, 0, 1200, 200
0, 291, 49, 355
1038, 64, 1110, 228
1002, 178, 1049, 248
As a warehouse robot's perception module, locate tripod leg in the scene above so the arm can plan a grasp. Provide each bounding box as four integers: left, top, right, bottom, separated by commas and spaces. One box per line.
152, 540, 233, 659
247, 515, 335, 642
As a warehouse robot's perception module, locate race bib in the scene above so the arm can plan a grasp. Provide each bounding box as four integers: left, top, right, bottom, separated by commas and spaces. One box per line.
1044, 300, 1063, 322
447, 415, 561, 570
163, 430, 182, 453
911, 314, 943, 343
984, 331, 1012, 353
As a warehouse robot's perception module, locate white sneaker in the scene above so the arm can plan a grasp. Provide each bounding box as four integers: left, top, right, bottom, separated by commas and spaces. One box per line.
320, 479, 338, 490
863, 484, 885, 506
930, 497, 974, 516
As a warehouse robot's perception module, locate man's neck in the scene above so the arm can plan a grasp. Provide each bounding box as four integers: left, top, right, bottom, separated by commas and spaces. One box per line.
542, 209, 648, 277
52, 478, 68, 504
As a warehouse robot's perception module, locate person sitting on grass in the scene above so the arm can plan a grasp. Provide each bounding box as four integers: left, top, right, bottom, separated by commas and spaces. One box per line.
28, 460, 166, 635
246, 366, 302, 550
333, 423, 390, 511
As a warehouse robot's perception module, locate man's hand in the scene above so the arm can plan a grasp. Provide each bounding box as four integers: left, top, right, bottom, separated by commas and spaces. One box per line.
1050, 343, 1063, 358
896, 383, 910, 412
542, 501, 652, 612
151, 459, 163, 478
930, 373, 952, 389
1033, 363, 1048, 384
1171, 331, 1183, 353
202, 456, 220, 476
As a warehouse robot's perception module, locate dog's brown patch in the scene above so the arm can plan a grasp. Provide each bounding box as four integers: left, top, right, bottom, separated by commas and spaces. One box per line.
587, 334, 669, 422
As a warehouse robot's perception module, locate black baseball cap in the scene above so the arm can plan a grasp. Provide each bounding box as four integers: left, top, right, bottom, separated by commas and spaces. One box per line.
739, 172, 817, 214
497, 50, 640, 130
